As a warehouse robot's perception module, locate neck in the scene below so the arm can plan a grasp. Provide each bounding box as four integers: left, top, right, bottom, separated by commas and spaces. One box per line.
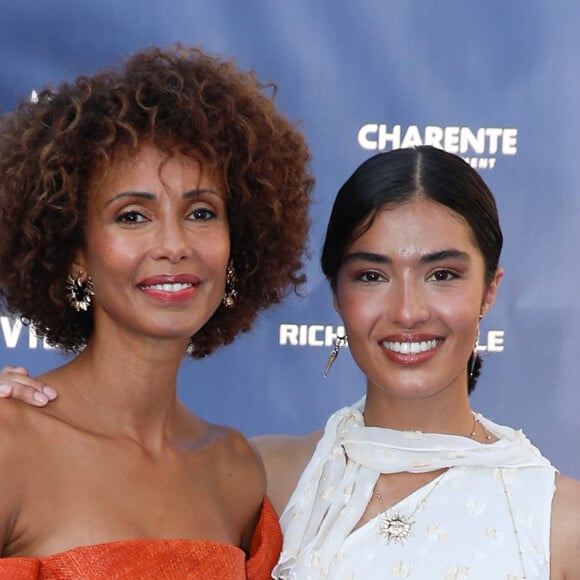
42, 332, 192, 447
363, 381, 474, 437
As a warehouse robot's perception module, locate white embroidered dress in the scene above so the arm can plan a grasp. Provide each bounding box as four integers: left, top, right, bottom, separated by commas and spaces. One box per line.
273, 398, 555, 580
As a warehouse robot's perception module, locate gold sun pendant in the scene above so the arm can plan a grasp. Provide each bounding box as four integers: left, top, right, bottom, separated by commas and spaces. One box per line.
378, 511, 415, 544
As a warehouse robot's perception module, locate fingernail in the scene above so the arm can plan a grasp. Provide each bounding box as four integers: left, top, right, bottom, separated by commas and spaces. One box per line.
0, 384, 12, 397
42, 386, 58, 400
33, 391, 49, 405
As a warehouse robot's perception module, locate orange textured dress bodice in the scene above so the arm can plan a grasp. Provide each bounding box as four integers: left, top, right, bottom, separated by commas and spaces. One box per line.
0, 498, 281, 579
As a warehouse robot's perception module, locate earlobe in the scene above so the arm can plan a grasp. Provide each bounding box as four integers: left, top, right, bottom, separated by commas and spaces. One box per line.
481, 267, 504, 316
71, 250, 88, 279
332, 292, 341, 314
70, 264, 87, 281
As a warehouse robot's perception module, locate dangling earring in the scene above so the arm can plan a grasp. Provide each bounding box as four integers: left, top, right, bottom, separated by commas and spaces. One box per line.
468, 315, 482, 378
323, 335, 347, 378
65, 272, 94, 312
222, 262, 238, 308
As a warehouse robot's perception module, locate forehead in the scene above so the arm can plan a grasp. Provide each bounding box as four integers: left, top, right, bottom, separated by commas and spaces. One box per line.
89, 142, 222, 199
350, 198, 478, 255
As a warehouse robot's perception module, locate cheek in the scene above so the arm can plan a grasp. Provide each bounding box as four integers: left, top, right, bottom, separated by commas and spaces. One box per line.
83, 235, 145, 290
208, 231, 230, 269
93, 240, 141, 272
202, 233, 230, 293
436, 299, 480, 339
336, 286, 383, 335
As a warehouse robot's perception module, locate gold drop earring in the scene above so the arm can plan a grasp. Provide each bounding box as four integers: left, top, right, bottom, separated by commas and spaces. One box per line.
468, 314, 483, 378
323, 335, 347, 377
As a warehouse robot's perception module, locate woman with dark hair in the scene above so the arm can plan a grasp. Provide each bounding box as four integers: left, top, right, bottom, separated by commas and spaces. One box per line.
262, 147, 579, 578
4, 148, 580, 578
320, 146, 502, 394
0, 44, 313, 578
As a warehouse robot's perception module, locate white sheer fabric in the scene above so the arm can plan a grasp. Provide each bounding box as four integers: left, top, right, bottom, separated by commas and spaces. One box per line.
273, 398, 555, 579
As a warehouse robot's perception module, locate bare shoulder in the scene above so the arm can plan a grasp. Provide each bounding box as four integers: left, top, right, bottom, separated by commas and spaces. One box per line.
0, 398, 42, 456
252, 430, 323, 516
551, 472, 580, 578
0, 400, 43, 551
201, 422, 266, 549
205, 422, 266, 492
0, 399, 59, 472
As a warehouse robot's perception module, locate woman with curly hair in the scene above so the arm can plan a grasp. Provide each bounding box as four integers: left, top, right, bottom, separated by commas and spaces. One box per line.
0, 45, 313, 578
5, 120, 580, 577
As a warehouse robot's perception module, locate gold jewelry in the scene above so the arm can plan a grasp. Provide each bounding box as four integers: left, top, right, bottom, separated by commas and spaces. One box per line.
498, 468, 527, 579
468, 316, 482, 378
222, 262, 238, 308
65, 272, 94, 312
377, 473, 445, 545
470, 413, 493, 441
323, 335, 347, 377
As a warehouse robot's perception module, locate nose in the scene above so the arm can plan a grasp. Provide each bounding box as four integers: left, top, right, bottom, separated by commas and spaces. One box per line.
152, 219, 193, 263
389, 278, 429, 328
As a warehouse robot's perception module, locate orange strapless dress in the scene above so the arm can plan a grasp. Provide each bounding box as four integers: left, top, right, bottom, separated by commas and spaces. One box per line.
0, 498, 281, 579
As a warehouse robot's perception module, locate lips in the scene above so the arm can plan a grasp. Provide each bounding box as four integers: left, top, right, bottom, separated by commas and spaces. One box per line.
140, 282, 193, 293
137, 274, 200, 303
380, 335, 443, 365
382, 338, 442, 354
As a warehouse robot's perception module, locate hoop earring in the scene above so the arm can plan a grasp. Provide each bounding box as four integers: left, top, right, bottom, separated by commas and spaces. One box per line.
222, 262, 238, 308
468, 316, 482, 378
65, 272, 94, 312
323, 335, 347, 378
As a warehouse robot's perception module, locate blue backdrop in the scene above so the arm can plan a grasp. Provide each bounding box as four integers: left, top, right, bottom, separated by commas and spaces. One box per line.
1, 0, 579, 478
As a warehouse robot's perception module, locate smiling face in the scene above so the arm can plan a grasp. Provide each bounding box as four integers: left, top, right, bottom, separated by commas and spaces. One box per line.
75, 142, 230, 347
333, 197, 502, 405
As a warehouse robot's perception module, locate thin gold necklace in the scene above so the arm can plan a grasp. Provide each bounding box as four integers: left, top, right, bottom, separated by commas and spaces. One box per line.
470, 412, 493, 441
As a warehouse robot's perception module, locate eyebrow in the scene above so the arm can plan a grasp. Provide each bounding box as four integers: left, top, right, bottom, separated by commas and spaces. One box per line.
342, 249, 471, 265
104, 188, 221, 207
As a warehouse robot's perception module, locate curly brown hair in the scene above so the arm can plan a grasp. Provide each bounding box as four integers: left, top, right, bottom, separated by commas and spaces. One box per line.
0, 45, 314, 358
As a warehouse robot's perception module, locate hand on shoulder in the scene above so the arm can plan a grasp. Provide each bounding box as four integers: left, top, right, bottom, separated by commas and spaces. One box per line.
252, 430, 322, 516
0, 366, 57, 406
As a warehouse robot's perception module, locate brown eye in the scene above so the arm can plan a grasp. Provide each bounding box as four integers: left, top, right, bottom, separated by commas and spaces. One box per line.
116, 210, 146, 224
189, 208, 216, 221
429, 269, 457, 282
358, 271, 383, 283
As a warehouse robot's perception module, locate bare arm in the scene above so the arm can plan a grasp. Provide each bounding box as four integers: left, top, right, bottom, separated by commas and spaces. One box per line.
550, 473, 580, 579
0, 366, 57, 407
251, 430, 322, 517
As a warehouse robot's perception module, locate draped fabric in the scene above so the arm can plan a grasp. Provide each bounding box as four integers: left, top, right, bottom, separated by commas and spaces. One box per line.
0, 497, 281, 579
274, 398, 554, 579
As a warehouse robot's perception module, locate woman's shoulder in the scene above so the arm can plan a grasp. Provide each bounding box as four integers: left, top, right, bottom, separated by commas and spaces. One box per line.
0, 398, 46, 454
204, 421, 265, 472
551, 472, 580, 577
251, 430, 323, 516
0, 399, 49, 552
252, 430, 323, 466
552, 472, 580, 520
